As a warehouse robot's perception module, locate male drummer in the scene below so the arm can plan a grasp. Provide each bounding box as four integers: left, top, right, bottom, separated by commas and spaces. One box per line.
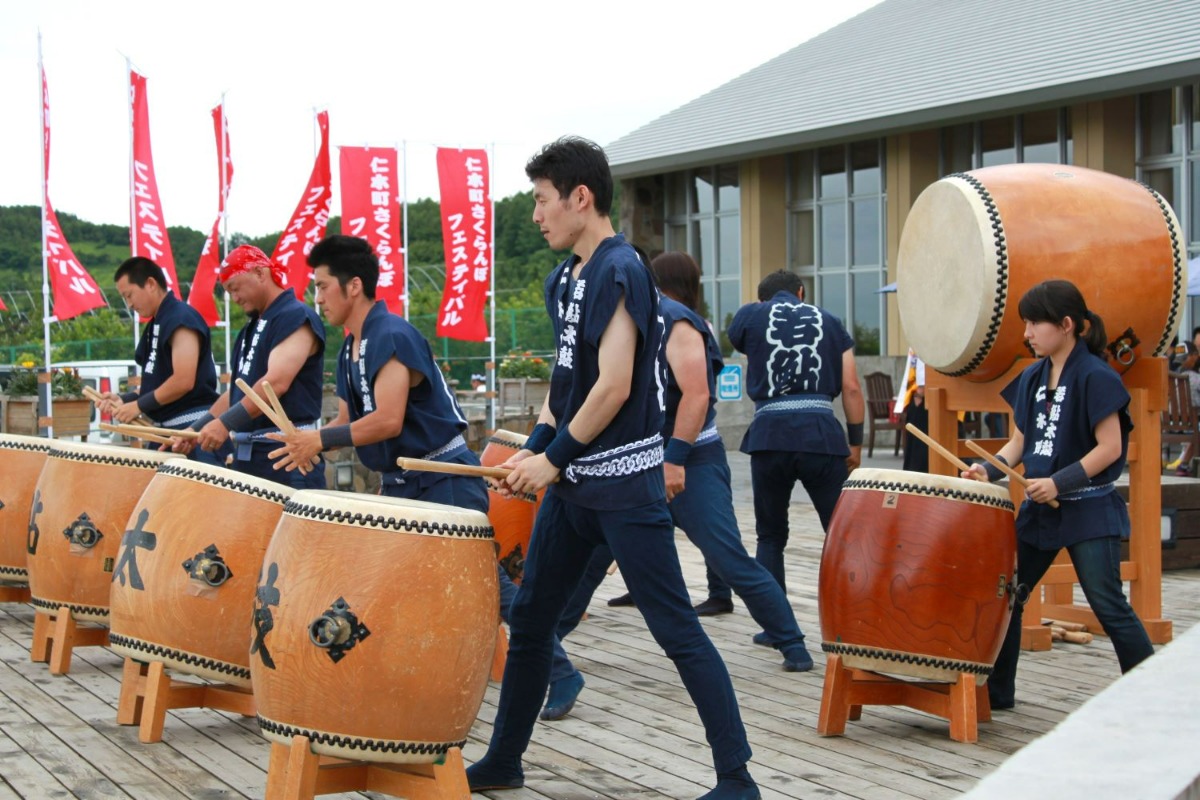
187, 245, 326, 490
465, 136, 759, 800
724, 270, 864, 645
105, 257, 220, 442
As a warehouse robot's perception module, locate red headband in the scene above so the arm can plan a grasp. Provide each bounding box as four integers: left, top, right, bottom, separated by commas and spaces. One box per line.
220, 245, 288, 288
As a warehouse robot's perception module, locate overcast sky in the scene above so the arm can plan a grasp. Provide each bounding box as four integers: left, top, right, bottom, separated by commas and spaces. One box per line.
2, 0, 884, 239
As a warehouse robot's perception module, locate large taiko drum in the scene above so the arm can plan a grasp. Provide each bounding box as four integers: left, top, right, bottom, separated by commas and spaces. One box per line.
26, 442, 181, 623
251, 490, 498, 764
0, 434, 52, 585
819, 468, 1018, 682
897, 163, 1184, 382
480, 429, 543, 581
108, 461, 295, 687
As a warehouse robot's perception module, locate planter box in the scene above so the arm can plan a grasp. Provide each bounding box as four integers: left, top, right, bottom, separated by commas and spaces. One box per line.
0, 396, 92, 437
497, 379, 550, 414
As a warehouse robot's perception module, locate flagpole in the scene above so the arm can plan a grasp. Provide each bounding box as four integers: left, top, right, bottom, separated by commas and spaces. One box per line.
487, 142, 497, 432
126, 57, 139, 353
220, 93, 231, 374
38, 32, 54, 437
401, 140, 410, 320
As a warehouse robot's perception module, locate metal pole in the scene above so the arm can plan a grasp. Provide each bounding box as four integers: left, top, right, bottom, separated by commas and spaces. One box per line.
402, 140, 410, 320
38, 32, 53, 437
127, 58, 140, 355
220, 93, 231, 374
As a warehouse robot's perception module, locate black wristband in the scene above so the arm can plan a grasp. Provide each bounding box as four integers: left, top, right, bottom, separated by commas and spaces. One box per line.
136, 392, 163, 413
544, 427, 588, 470
846, 422, 864, 447
218, 401, 254, 432
191, 412, 214, 432
121, 390, 139, 404
983, 454, 1008, 482
1051, 460, 1090, 495
319, 424, 354, 450
664, 437, 692, 466
524, 422, 555, 455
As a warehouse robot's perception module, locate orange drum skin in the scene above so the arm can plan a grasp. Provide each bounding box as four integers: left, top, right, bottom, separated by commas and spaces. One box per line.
108, 461, 295, 687
479, 429, 543, 582
0, 434, 52, 584
26, 442, 181, 623
898, 163, 1184, 382
819, 468, 1017, 681
250, 490, 498, 764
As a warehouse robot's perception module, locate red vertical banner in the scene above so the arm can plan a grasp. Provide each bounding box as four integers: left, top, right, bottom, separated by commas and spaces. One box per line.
188, 103, 234, 325
41, 64, 103, 321
435, 148, 491, 341
129, 69, 180, 296
339, 147, 404, 315
272, 110, 332, 296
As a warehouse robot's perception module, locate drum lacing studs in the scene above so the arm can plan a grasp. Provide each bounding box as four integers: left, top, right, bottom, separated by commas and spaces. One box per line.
309, 597, 370, 663
182, 544, 232, 587
63, 513, 103, 548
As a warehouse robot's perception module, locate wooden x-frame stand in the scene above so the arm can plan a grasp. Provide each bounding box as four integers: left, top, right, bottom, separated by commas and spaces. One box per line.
265, 736, 469, 800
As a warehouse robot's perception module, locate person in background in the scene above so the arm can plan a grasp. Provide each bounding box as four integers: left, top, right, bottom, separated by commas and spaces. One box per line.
897, 348, 928, 473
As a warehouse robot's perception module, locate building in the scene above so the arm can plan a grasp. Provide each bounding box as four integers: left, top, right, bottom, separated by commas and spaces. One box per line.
606, 0, 1200, 359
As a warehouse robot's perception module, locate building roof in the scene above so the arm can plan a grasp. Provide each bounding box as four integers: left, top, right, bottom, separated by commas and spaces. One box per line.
607, 0, 1200, 177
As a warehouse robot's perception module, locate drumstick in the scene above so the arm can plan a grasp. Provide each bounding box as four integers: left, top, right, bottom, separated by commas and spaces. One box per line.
964, 438, 1060, 509
234, 378, 288, 430
81, 385, 106, 403
102, 422, 201, 440
99, 422, 174, 445
397, 458, 514, 480
904, 423, 972, 473
261, 380, 296, 435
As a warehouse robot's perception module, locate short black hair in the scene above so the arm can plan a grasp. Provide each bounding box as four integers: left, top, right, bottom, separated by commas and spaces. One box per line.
756, 270, 803, 302
525, 136, 614, 215
308, 235, 379, 299
114, 257, 168, 290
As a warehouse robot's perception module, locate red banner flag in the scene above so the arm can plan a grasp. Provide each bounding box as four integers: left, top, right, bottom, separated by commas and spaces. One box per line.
340, 147, 404, 315
435, 148, 492, 342
129, 69, 180, 297
0, 296, 7, 312
41, 64, 104, 321
272, 110, 332, 296
188, 104, 234, 325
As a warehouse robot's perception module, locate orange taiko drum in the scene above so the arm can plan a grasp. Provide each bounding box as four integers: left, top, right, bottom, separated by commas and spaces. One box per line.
897, 163, 1184, 382
26, 441, 181, 623
819, 468, 1018, 682
0, 434, 52, 585
480, 429, 543, 582
251, 490, 498, 764
108, 461, 295, 687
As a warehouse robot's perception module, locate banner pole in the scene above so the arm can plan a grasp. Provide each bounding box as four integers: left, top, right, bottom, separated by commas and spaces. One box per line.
126, 58, 139, 354
220, 93, 231, 374
402, 140, 410, 320
38, 32, 53, 437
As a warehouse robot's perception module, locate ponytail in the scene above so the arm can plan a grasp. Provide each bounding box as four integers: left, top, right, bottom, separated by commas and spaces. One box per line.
1081, 309, 1107, 357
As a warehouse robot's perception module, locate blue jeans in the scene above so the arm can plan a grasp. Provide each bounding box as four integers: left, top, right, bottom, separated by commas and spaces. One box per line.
484, 490, 752, 774
988, 536, 1154, 706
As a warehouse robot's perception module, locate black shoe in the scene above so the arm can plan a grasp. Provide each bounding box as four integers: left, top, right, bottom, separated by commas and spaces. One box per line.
540, 672, 585, 721
694, 596, 734, 616
607, 591, 634, 607
465, 760, 525, 791
781, 645, 814, 672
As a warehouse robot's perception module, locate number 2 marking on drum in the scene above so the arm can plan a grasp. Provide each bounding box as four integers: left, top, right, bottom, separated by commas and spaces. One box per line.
882, 492, 899, 509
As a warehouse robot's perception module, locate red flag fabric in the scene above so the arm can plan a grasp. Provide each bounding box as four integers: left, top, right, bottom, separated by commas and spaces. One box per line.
0, 295, 8, 312
41, 64, 103, 321
435, 148, 492, 341
272, 110, 332, 296
129, 70, 180, 296
339, 147, 404, 315
187, 104, 234, 325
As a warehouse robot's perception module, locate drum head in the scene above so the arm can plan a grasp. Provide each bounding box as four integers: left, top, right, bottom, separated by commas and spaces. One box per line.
285, 489, 492, 534
48, 439, 182, 467
846, 467, 1014, 508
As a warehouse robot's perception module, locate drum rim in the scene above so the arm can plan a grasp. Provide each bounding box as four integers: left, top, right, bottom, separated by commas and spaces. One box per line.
846, 467, 1015, 509
485, 429, 529, 447
48, 439, 183, 467
0, 433, 53, 452
256, 713, 467, 762
108, 632, 252, 683
283, 489, 493, 538
155, 460, 296, 503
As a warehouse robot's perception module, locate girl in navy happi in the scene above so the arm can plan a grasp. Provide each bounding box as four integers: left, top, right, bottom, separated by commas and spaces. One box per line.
963, 279, 1154, 710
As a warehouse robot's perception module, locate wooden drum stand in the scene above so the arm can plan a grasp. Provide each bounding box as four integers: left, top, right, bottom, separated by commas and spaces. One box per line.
266, 738, 469, 800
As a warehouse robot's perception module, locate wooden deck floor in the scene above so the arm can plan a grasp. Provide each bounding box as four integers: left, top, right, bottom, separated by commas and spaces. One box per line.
1, 450, 1197, 800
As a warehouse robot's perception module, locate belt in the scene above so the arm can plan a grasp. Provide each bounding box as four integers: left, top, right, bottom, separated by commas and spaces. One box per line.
563, 433, 663, 484
1057, 482, 1116, 501
754, 395, 834, 416
231, 421, 318, 462
159, 406, 212, 429
695, 425, 720, 445
381, 435, 469, 486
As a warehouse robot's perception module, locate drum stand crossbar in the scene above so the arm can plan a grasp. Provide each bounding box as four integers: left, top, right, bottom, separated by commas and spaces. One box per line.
817, 655, 991, 743
266, 736, 469, 800
926, 359, 1172, 649
30, 608, 109, 675
116, 657, 255, 743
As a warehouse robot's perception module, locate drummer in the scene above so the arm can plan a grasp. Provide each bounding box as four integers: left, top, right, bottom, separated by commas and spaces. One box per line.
104, 257, 220, 450
724, 270, 864, 645
185, 245, 326, 489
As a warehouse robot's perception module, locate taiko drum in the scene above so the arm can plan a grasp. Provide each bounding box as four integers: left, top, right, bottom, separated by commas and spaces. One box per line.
250, 490, 498, 764
897, 163, 1184, 382
0, 434, 52, 585
819, 468, 1017, 682
480, 429, 543, 582
26, 442, 181, 623
108, 461, 295, 687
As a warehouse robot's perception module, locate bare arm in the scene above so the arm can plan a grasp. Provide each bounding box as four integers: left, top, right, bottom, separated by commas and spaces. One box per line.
113, 328, 203, 422
841, 348, 865, 471
662, 322, 709, 501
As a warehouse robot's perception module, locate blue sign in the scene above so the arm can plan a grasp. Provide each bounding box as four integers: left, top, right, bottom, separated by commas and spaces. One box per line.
717, 365, 743, 402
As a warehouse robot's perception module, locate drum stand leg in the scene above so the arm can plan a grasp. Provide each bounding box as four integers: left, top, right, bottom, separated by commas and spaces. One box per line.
491, 623, 508, 681
265, 736, 469, 800
817, 654, 991, 743
0, 585, 30, 603
31, 609, 109, 675
116, 657, 256, 743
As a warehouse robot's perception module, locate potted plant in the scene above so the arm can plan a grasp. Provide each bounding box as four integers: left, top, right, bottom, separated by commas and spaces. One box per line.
0, 360, 92, 437
497, 350, 552, 414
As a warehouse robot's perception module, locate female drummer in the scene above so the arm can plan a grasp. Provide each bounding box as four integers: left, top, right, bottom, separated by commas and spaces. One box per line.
962, 279, 1154, 710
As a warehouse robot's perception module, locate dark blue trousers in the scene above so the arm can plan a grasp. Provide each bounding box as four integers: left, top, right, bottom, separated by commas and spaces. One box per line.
234, 443, 326, 490
485, 490, 752, 774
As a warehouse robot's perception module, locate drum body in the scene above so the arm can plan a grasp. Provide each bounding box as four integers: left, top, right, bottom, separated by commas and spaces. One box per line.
0, 434, 52, 584
897, 163, 1184, 382
819, 468, 1017, 681
251, 490, 498, 764
26, 442, 181, 623
108, 461, 295, 687
479, 429, 543, 582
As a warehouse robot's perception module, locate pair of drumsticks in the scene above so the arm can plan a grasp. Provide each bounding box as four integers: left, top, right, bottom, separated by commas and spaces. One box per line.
905, 422, 1059, 508
232, 378, 322, 474
82, 385, 188, 446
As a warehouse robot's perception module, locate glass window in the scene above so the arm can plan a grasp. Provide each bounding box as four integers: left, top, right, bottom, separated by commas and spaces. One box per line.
790, 152, 814, 203
1192, 162, 1200, 241
852, 200, 880, 266
667, 223, 686, 250
820, 204, 847, 268
1064, 112, 1074, 165
981, 117, 1015, 166
851, 141, 880, 194
693, 218, 715, 275
717, 164, 739, 211
719, 280, 741, 333
819, 146, 847, 198
1193, 85, 1200, 153
1022, 110, 1060, 163
942, 124, 973, 174
852, 272, 882, 355
718, 215, 740, 277
693, 171, 714, 214
1140, 89, 1179, 158
791, 210, 814, 268
820, 273, 848, 322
